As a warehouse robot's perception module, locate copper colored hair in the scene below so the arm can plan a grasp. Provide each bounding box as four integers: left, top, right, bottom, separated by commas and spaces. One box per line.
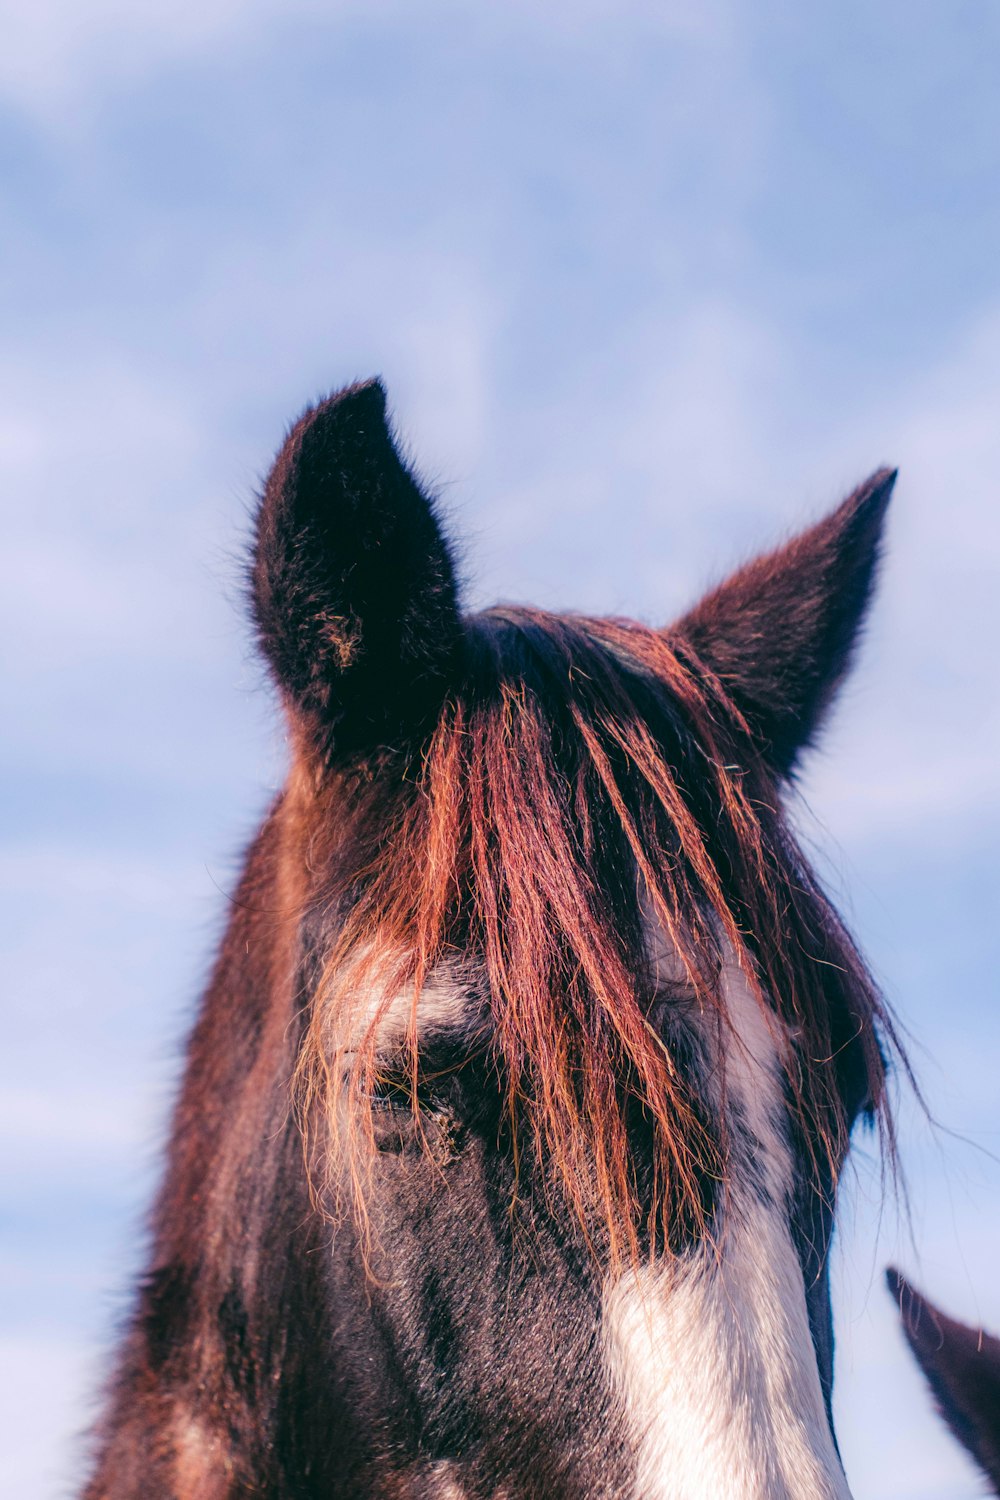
294, 608, 899, 1264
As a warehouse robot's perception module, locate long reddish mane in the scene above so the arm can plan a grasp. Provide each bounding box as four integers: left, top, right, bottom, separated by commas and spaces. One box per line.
294, 607, 899, 1262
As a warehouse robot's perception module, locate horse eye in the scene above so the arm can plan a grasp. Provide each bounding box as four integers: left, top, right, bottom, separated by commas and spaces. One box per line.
369, 1069, 455, 1116
369, 1076, 419, 1113
367, 1034, 484, 1116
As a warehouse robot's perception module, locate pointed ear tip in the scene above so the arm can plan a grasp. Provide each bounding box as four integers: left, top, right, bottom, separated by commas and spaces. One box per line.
885, 1267, 925, 1317
284, 378, 390, 454
837, 465, 897, 538
351, 374, 387, 406
863, 465, 899, 510
317, 376, 387, 419
885, 1265, 905, 1296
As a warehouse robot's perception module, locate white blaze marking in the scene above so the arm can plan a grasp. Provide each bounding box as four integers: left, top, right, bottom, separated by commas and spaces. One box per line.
605, 951, 852, 1500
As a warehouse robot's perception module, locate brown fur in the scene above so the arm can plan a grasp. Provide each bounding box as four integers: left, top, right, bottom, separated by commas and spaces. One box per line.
296, 608, 898, 1264
81, 381, 907, 1497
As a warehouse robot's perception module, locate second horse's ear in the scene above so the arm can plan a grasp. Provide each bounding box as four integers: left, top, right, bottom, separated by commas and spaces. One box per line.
252, 380, 461, 763
886, 1268, 1000, 1495
670, 469, 897, 777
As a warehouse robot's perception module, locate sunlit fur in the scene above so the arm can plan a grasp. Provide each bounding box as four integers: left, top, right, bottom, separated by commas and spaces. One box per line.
295, 607, 897, 1264
80, 381, 909, 1499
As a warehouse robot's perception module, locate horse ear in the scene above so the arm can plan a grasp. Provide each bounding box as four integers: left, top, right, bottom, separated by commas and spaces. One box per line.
671, 468, 897, 776
252, 379, 461, 762
886, 1268, 1000, 1494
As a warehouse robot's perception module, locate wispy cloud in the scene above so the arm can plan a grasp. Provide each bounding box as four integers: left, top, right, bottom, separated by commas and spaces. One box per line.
0, 0, 737, 129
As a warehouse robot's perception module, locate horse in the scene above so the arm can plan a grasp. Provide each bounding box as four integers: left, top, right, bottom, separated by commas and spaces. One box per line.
82, 378, 905, 1499
887, 1269, 1000, 1494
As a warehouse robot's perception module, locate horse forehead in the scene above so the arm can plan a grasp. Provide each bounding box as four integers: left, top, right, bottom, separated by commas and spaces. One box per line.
351, 904, 787, 1087
375, 925, 782, 1064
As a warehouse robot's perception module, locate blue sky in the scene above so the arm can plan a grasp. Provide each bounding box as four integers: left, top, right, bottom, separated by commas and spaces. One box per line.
2, 3, 999, 1495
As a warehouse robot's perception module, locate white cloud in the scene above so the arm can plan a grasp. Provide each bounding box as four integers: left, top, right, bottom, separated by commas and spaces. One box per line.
0, 0, 305, 118
0, 357, 222, 665
0, 0, 737, 129
0, 843, 204, 907
0, 1335, 97, 1498
799, 303, 1000, 840
1, 1079, 157, 1159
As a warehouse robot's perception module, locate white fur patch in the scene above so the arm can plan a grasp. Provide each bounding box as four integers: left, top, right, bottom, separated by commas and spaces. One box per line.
341, 958, 474, 1052
424, 1460, 470, 1498
604, 951, 853, 1499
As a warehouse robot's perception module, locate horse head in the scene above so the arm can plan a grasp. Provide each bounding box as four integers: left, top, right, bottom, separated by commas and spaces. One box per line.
85, 380, 903, 1500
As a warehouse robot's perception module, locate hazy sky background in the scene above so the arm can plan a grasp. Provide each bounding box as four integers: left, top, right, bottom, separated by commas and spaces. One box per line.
2, 3, 999, 1496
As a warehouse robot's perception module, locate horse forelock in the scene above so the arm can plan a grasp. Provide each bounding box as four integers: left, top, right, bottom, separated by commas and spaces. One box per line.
286, 605, 899, 1264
